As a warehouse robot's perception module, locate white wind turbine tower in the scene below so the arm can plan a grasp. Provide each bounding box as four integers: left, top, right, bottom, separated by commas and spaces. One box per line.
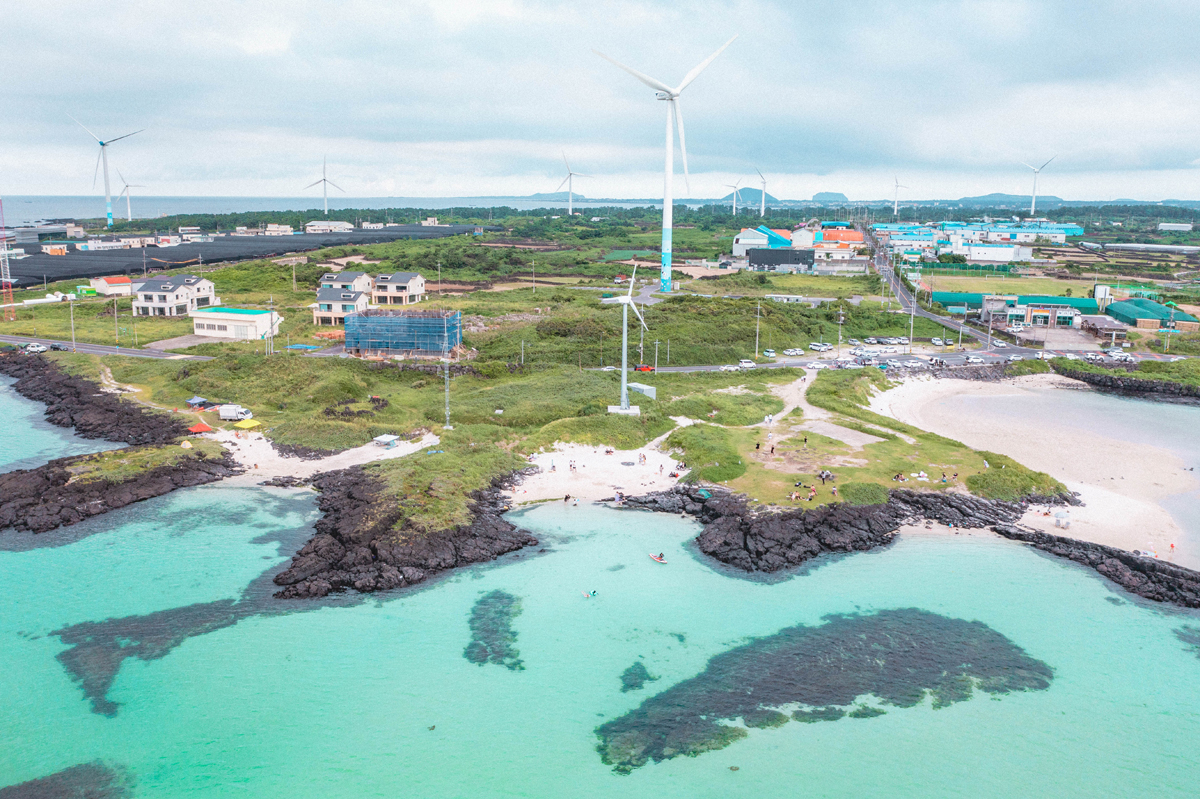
557, 152, 590, 216
117, 170, 145, 222
893, 176, 907, 216
69, 115, 143, 229
601, 265, 648, 413
306, 157, 344, 215
725, 180, 743, 215
756, 169, 767, 217
1022, 156, 1055, 216
594, 36, 737, 293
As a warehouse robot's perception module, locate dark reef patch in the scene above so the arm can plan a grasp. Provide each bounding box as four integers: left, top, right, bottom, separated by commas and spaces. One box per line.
0, 761, 133, 798
1175, 626, 1200, 659
595, 608, 1052, 773
620, 661, 658, 693
464, 590, 524, 671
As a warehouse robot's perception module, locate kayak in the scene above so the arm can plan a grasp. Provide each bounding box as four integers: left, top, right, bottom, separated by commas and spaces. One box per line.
649, 553, 666, 563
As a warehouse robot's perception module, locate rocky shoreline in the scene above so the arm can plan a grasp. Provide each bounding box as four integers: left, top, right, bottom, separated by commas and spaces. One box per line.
0, 351, 191, 444
0, 449, 241, 534
1049, 362, 1200, 403
994, 525, 1200, 608
272, 468, 538, 599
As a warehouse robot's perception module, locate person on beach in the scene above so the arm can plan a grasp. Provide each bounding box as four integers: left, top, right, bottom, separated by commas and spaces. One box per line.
770, 446, 775, 455
564, 494, 570, 503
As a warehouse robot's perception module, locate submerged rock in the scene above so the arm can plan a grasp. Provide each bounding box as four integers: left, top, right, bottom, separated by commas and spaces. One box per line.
619, 661, 658, 693
595, 608, 1052, 773
464, 590, 524, 670
0, 760, 133, 798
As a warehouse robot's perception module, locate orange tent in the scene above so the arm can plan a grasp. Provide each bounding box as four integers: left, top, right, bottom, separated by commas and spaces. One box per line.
188, 422, 213, 433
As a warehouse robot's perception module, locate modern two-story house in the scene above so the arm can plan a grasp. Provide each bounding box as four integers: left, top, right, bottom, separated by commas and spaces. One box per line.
371, 272, 425, 305
313, 287, 370, 326
132, 275, 220, 317
319, 271, 374, 293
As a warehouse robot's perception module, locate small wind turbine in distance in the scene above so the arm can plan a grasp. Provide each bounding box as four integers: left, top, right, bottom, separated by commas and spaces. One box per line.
893, 176, 907, 216
601, 264, 648, 413
756, 169, 767, 217
557, 152, 590, 216
69, 115, 143, 228
117, 170, 145, 222
725, 180, 743, 215
305, 157, 344, 215
594, 35, 737, 293
1022, 156, 1055, 216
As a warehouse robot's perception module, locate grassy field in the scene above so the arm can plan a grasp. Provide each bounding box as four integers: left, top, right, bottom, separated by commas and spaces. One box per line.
923, 275, 1099, 298
1051, 356, 1200, 388
67, 438, 227, 484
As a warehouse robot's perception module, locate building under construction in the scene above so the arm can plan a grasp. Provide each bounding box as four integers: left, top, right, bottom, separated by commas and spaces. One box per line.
344, 309, 462, 357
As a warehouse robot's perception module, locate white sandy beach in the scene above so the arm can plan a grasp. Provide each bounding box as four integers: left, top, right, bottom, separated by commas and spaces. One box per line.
509, 441, 687, 503
869, 374, 1200, 560
210, 429, 441, 486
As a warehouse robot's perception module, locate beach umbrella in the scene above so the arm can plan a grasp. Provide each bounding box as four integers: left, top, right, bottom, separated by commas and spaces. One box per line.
1054, 511, 1069, 519
188, 422, 213, 433
233, 419, 262, 429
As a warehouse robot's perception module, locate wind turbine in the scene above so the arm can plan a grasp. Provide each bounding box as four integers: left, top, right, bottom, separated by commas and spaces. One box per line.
594, 36, 737, 293
1022, 156, 1055, 216
556, 152, 590, 216
69, 115, 143, 228
305, 157, 344, 215
756, 169, 767, 217
725, 180, 743, 215
602, 264, 648, 412
893, 176, 907, 216
117, 170, 144, 222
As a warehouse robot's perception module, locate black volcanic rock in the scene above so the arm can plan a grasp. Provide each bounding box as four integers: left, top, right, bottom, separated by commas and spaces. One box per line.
273, 467, 538, 599
0, 761, 134, 798
0, 352, 190, 445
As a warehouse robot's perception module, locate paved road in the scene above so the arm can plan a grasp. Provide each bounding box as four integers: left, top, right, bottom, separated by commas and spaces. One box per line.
0, 334, 213, 360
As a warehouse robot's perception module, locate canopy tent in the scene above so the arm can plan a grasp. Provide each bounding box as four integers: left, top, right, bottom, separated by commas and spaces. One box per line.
233, 419, 262, 429
186, 396, 207, 406
373, 434, 401, 443
187, 422, 213, 433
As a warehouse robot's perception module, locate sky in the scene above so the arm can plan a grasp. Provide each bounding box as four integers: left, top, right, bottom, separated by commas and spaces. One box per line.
3, 0, 1200, 202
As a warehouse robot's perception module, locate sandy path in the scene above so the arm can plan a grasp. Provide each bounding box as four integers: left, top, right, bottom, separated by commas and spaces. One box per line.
869, 374, 1200, 559
766, 371, 888, 448
212, 430, 441, 485
511, 441, 688, 503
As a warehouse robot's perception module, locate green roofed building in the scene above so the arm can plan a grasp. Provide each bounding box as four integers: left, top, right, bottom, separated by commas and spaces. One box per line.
1105, 298, 1199, 331
930, 292, 1099, 329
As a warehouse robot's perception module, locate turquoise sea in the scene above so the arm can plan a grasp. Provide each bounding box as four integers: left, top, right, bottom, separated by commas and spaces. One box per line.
3, 385, 1200, 796
0, 376, 122, 472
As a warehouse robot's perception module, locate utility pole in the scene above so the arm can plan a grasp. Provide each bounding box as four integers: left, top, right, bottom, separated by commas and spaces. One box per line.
444, 359, 452, 429
654, 339, 660, 371
438, 261, 442, 295
69, 298, 76, 352
837, 307, 845, 357
292, 262, 297, 293
639, 322, 644, 363
142, 248, 147, 276
521, 339, 524, 365
532, 259, 535, 294
667, 338, 670, 364
114, 296, 119, 344
754, 301, 761, 357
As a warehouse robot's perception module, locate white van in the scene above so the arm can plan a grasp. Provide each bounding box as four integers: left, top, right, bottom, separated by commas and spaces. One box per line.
218, 404, 253, 421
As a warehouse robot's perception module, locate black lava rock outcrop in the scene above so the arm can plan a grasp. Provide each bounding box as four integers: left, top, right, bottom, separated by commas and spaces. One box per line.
0, 352, 190, 445
623, 486, 1034, 574
994, 525, 1200, 608
0, 449, 241, 534
273, 468, 538, 599
1049, 363, 1200, 402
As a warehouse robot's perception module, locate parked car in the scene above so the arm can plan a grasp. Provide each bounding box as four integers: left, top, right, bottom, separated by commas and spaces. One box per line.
993, 341, 1008, 348
634, 364, 654, 372
848, 338, 861, 345
864, 337, 878, 344
1008, 355, 1024, 362
1063, 353, 1081, 360
809, 362, 827, 370
931, 338, 944, 346
719, 364, 740, 372
24, 343, 48, 354
898, 337, 910, 345
762, 349, 776, 358
50, 343, 69, 351
738, 359, 756, 370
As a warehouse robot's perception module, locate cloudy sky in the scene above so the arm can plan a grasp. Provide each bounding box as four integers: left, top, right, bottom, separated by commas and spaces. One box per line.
3, 0, 1199, 201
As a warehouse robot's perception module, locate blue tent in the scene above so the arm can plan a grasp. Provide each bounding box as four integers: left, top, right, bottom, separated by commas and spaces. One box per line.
186, 396, 206, 406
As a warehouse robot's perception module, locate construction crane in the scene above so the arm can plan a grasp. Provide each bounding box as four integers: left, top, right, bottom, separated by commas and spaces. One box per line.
0, 198, 14, 322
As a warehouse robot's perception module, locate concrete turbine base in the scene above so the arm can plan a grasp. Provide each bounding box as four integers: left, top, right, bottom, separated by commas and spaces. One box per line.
607, 405, 641, 416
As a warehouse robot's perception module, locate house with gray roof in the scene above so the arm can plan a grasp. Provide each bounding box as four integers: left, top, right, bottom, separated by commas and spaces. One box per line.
371, 272, 425, 306
131, 274, 220, 317
313, 286, 370, 326
319, 271, 373, 293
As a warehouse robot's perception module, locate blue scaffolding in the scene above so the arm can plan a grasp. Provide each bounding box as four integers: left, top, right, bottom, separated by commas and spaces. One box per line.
344, 309, 462, 356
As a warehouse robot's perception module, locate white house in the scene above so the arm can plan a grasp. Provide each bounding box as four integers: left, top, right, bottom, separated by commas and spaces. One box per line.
313, 287, 369, 325
305, 220, 355, 234
319, 271, 374, 293
371, 272, 425, 305
191, 307, 283, 340
732, 228, 769, 257
89, 276, 133, 296
361, 222, 384, 230
132, 274, 220, 317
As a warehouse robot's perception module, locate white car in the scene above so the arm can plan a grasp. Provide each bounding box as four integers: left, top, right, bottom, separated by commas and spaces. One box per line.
810, 362, 828, 370
848, 338, 861, 345
966, 355, 984, 364
993, 341, 1008, 348
719, 364, 740, 372
738, 359, 756, 370
762, 349, 776, 358
931, 338, 944, 346
600, 366, 617, 371
898, 337, 910, 344
1063, 353, 1081, 360
25, 343, 48, 353
1008, 354, 1024, 362
864, 338, 878, 344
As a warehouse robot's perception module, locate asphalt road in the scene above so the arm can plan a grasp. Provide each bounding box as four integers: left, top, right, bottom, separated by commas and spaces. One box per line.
0, 334, 212, 360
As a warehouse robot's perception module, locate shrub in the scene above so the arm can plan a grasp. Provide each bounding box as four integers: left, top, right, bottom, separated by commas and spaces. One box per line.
665, 424, 745, 483
965, 451, 1064, 501
839, 482, 890, 506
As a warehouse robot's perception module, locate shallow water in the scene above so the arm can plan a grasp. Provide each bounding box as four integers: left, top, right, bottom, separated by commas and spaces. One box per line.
940, 386, 1200, 561
2, 494, 1199, 796
0, 379, 122, 473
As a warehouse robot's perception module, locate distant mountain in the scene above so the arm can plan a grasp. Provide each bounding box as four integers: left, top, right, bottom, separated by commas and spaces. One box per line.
812, 192, 849, 203
952, 193, 1063, 208
718, 188, 779, 204
525, 191, 588, 201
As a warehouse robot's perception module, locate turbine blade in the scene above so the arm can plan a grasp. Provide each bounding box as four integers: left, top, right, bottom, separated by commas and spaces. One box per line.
1020, 161, 1036, 171
628, 264, 639, 292
630, 298, 648, 331
675, 35, 738, 93
67, 113, 101, 142
672, 99, 690, 193
328, 180, 345, 192
92, 149, 102, 189
557, 175, 571, 192
1040, 155, 1056, 170
757, 168, 765, 181
117, 169, 126, 186
592, 50, 673, 94
304, 179, 323, 189
562, 151, 571, 172
574, 173, 592, 178
104, 129, 144, 145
